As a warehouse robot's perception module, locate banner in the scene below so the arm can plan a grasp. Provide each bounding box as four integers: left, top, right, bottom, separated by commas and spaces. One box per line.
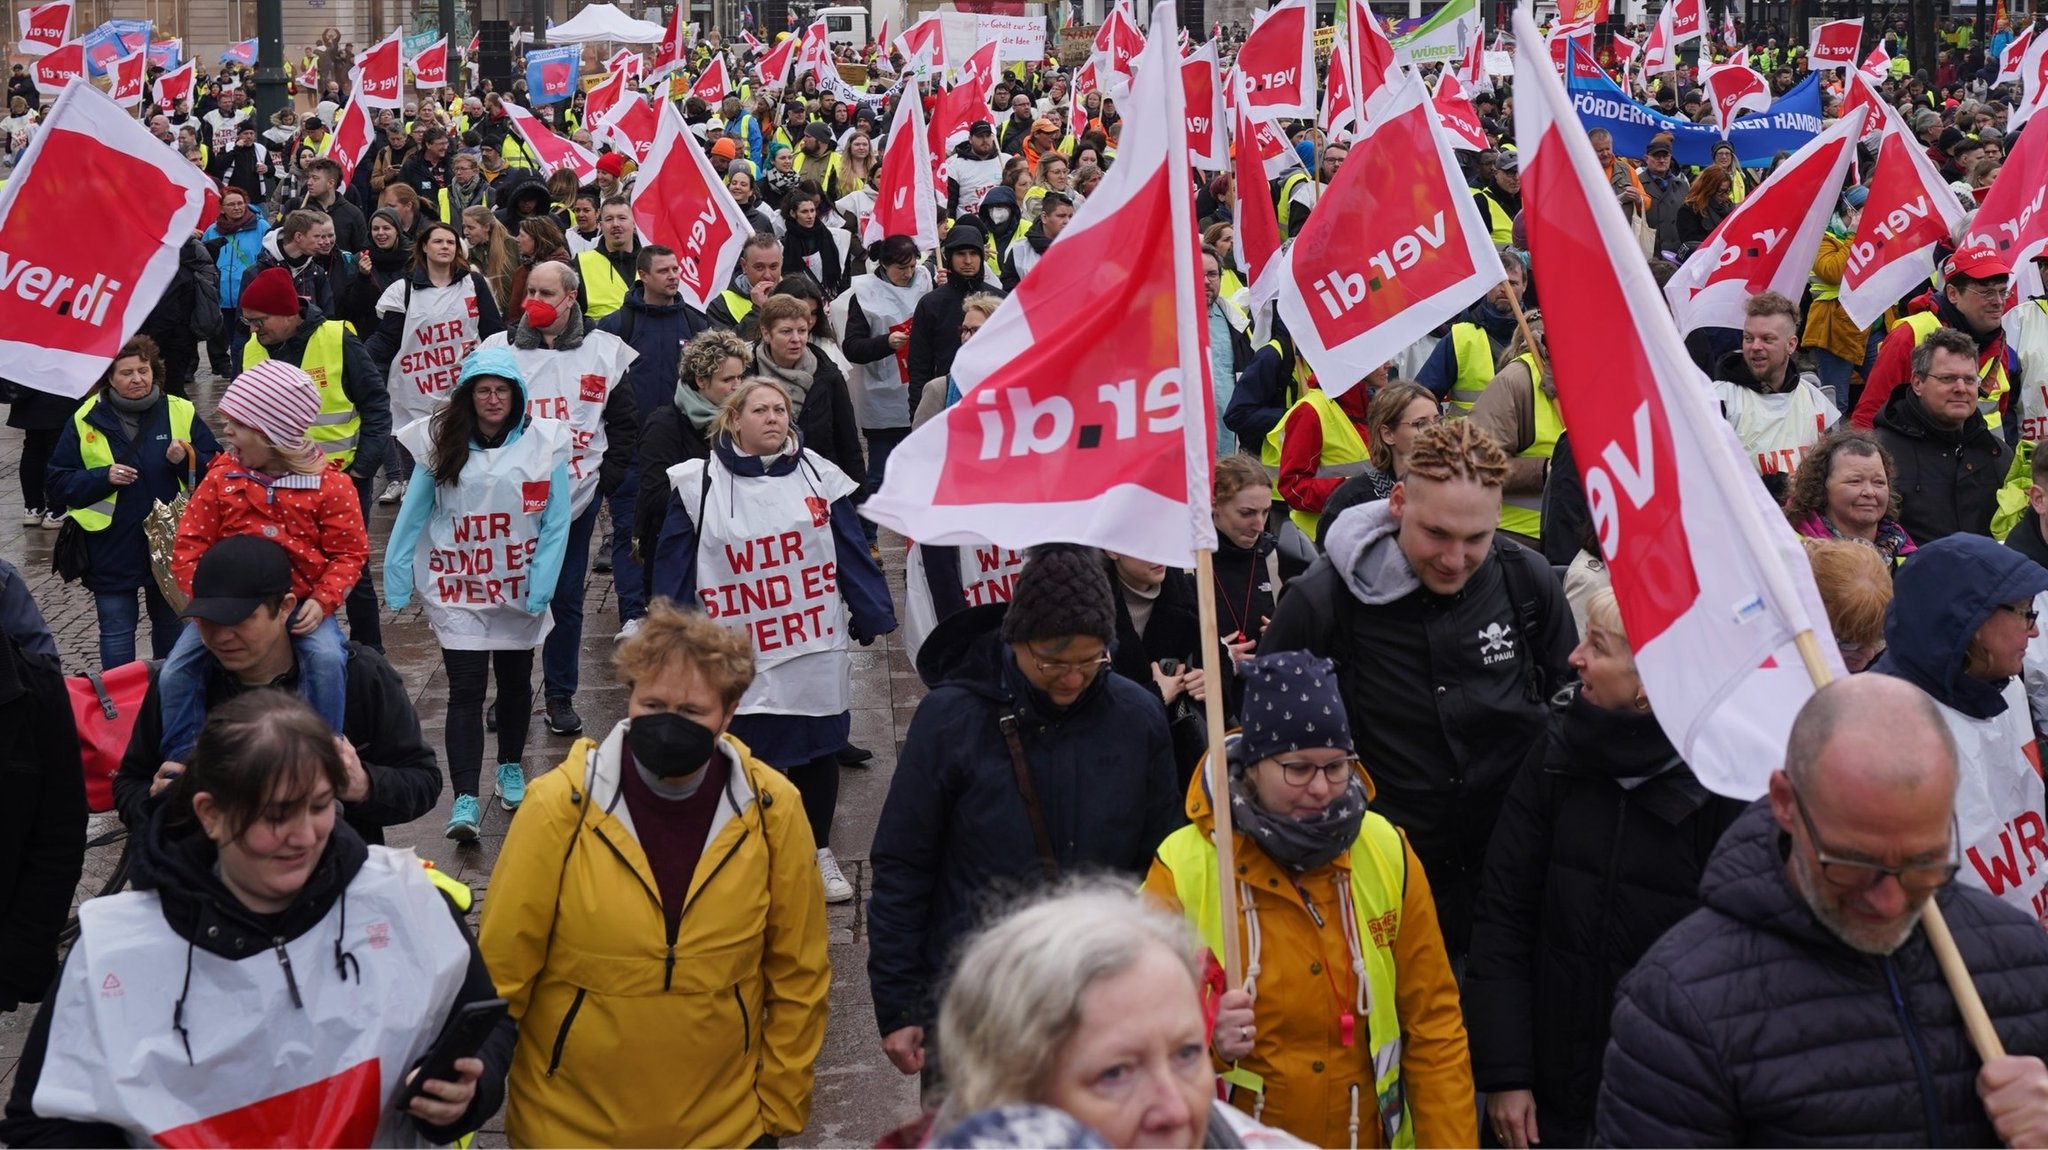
1567, 50, 1823, 167
524, 45, 582, 106
353, 29, 404, 108
1237, 0, 1317, 119
863, 84, 938, 251
633, 97, 753, 313
1513, 9, 1845, 800
975, 14, 1044, 61
865, 0, 1215, 568
15, 0, 69, 56
1182, 42, 1226, 171
1839, 110, 1966, 330
0, 80, 218, 399
1278, 75, 1503, 395
1390, 0, 1477, 63
410, 37, 449, 88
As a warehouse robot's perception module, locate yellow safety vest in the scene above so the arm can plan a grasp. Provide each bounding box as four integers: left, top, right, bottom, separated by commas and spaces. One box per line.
793, 149, 840, 188
1264, 387, 1372, 540
1500, 352, 1561, 540
1447, 322, 1501, 411
501, 134, 537, 169
1153, 815, 1415, 1150
1900, 311, 2008, 430
577, 248, 632, 320
719, 288, 755, 324
1890, 53, 1911, 77
1277, 172, 1311, 240
69, 395, 198, 531
242, 321, 361, 469
1219, 267, 1247, 305
1476, 188, 1515, 246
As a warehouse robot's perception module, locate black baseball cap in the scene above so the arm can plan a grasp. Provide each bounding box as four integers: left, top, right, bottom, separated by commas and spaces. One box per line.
969, 119, 995, 136
181, 535, 294, 624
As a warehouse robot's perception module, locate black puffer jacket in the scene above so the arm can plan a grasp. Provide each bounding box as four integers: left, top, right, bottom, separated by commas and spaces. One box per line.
1594, 800, 2048, 1147
866, 603, 1183, 1038
1872, 386, 2004, 545
1466, 686, 1746, 1143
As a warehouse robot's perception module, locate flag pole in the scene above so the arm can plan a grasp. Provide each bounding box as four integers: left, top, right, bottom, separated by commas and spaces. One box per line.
1788, 627, 2006, 1063
1194, 552, 1243, 990
1503, 286, 1549, 379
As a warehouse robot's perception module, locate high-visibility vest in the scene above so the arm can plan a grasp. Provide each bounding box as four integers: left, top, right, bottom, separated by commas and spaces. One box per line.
1900, 311, 2008, 430
1219, 267, 1247, 305
577, 248, 632, 319
69, 395, 198, 531
793, 149, 840, 189
1476, 187, 1515, 246
1500, 352, 1561, 540
1447, 322, 1501, 411
719, 288, 754, 324
501, 134, 537, 169
242, 321, 362, 468
1890, 53, 1911, 77
1277, 171, 1312, 240
1265, 387, 1372, 540
1153, 814, 1416, 1149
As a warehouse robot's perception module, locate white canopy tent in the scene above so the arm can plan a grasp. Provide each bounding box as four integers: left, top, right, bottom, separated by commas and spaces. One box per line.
546, 3, 666, 43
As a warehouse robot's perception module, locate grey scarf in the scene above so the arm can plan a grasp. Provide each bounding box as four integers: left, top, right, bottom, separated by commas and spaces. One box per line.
103, 385, 161, 443
754, 346, 816, 412
673, 380, 721, 432
1228, 756, 1369, 874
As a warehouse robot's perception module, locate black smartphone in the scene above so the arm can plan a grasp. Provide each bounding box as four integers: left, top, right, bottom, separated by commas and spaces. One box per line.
1158, 657, 1182, 676
395, 998, 508, 1109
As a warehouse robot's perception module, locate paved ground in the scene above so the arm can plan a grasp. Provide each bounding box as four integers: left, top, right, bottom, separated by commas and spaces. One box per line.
0, 367, 924, 1146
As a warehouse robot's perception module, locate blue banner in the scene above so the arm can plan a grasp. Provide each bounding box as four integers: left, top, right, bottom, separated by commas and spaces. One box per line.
1564, 43, 1824, 169
79, 19, 150, 77
525, 45, 582, 105
148, 39, 182, 69
220, 38, 258, 65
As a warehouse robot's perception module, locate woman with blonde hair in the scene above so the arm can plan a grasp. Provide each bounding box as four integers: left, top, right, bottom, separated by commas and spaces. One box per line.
1314, 382, 1442, 547
1802, 537, 1894, 672
460, 205, 519, 313
835, 130, 878, 197
651, 377, 896, 903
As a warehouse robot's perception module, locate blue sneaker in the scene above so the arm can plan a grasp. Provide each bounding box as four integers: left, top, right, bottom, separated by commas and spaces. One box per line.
446, 794, 481, 842
496, 762, 527, 810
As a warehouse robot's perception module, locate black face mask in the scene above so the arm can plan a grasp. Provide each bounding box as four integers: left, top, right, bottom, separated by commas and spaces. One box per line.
626, 712, 720, 780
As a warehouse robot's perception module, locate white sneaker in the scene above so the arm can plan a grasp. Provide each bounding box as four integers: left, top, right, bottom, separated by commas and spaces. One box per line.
377, 478, 407, 504
40, 510, 65, 529
20, 507, 41, 526
816, 847, 854, 904
614, 617, 643, 641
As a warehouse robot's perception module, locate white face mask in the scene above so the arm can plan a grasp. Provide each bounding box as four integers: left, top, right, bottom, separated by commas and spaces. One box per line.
988, 208, 1014, 227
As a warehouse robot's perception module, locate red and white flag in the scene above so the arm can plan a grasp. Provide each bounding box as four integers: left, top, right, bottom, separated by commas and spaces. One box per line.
1278, 74, 1503, 395
795, 20, 835, 84
1182, 41, 1227, 170
410, 36, 448, 88
146, 58, 192, 107
14, 0, 69, 56
1861, 43, 1891, 79
1665, 107, 1865, 334
1807, 17, 1863, 70
1458, 21, 1489, 88
1072, 57, 1102, 105
327, 97, 375, 185
1724, 45, 1751, 69
754, 30, 797, 88
1241, 83, 1299, 180
866, 0, 1215, 568
607, 47, 644, 83
1701, 59, 1770, 135
596, 92, 659, 166
691, 56, 732, 103
0, 80, 218, 399
1547, 18, 1595, 75
1336, 0, 1404, 130
583, 65, 632, 127
1319, 25, 1357, 141
1092, 2, 1143, 96
633, 97, 753, 312
1610, 33, 1641, 70
953, 40, 999, 100
107, 47, 145, 108
894, 13, 945, 76
1666, 0, 1704, 43
2000, 25, 2035, 86
1838, 110, 1968, 329
650, 4, 688, 79
502, 100, 600, 181
1961, 120, 2048, 302
1432, 68, 1489, 151
1231, 80, 1284, 301
1642, 5, 1676, 75
1236, 0, 1317, 119
873, 16, 891, 54
1837, 67, 1891, 142
352, 29, 403, 109
2013, 28, 2048, 132
1511, 9, 1844, 800
31, 41, 84, 96
863, 88, 938, 251
296, 59, 320, 90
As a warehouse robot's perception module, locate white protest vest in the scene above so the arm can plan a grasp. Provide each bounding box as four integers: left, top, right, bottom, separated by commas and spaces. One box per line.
945, 152, 1005, 214
2015, 301, 2048, 443
396, 414, 570, 651
670, 445, 859, 716
1941, 679, 2048, 928
1711, 377, 1840, 480
829, 268, 930, 431
902, 541, 1026, 664
33, 846, 470, 1147
377, 275, 484, 428
475, 329, 638, 518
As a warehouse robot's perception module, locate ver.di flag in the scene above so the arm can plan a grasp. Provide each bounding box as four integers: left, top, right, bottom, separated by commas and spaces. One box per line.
410, 37, 448, 88
352, 29, 403, 108
32, 41, 86, 95
1235, 0, 1316, 119
0, 79, 217, 399
146, 57, 192, 107
15, 0, 69, 55
863, 87, 938, 251
524, 45, 582, 106
633, 96, 753, 312
595, 92, 658, 166
649, 4, 688, 78
864, 0, 1216, 568
1277, 73, 1504, 396
1230, 72, 1285, 311
107, 47, 145, 107
1839, 104, 1967, 330
1182, 41, 1227, 170
327, 97, 375, 185
1664, 107, 1865, 335
501, 100, 599, 179
1512, 8, 1845, 799
1807, 17, 1864, 70
691, 56, 732, 103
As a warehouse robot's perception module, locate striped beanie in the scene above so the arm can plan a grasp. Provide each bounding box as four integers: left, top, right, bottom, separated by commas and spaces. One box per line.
218, 360, 322, 459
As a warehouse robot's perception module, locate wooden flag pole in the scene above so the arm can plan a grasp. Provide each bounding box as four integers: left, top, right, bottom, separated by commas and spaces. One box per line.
1504, 287, 1550, 380
1789, 629, 2005, 1063
1193, 547, 1244, 989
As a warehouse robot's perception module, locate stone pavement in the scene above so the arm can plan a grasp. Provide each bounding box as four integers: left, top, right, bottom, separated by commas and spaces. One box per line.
0, 368, 924, 1146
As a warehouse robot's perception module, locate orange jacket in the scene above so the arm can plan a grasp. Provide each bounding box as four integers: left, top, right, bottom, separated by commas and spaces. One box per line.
1142, 756, 1477, 1150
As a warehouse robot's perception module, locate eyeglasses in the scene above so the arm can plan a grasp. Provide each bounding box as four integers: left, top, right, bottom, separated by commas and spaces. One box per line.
959, 324, 984, 340
1272, 756, 1361, 787
1789, 785, 1959, 892
237, 312, 272, 328
1027, 650, 1110, 680
1919, 372, 1980, 388
1998, 602, 2041, 626
1394, 414, 1439, 434
1958, 280, 2010, 300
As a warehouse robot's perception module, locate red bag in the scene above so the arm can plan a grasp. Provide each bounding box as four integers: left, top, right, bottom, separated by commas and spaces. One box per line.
67, 660, 152, 814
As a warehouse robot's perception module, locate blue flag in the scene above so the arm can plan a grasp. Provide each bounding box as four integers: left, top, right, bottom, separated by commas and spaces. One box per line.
525, 45, 582, 105
1564, 42, 1824, 169
80, 19, 150, 77
221, 38, 258, 65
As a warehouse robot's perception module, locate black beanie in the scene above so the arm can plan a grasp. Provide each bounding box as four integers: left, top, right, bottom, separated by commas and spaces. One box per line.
999, 544, 1117, 646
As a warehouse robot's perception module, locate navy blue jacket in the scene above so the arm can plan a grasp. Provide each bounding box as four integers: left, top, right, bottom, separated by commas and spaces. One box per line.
1875, 533, 2048, 721
45, 394, 222, 595
595, 283, 711, 431
1222, 341, 1292, 451
865, 601, 1184, 1038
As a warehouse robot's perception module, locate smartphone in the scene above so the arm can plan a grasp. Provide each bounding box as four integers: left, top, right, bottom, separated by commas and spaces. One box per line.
1158, 657, 1181, 677
395, 998, 507, 1109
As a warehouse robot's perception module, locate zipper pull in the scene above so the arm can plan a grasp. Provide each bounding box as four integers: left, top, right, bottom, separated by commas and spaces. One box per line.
1296, 884, 1326, 929
664, 944, 677, 992
274, 936, 304, 1009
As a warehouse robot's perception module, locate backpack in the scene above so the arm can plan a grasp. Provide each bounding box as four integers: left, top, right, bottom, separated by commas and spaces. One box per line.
187, 241, 224, 340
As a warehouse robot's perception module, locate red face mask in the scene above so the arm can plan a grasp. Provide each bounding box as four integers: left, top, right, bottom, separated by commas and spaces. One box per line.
521, 297, 559, 330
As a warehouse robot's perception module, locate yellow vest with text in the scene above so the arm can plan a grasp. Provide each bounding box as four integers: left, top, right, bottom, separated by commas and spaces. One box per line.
1153, 816, 1415, 1149
69, 395, 198, 531
1264, 387, 1372, 540
1448, 322, 1501, 411
1500, 352, 1561, 540
241, 321, 361, 468
577, 248, 631, 320
1899, 311, 2007, 430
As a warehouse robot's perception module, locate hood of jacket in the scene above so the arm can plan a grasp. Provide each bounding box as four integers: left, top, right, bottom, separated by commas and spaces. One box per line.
503, 182, 552, 216
1321, 498, 1421, 606
452, 344, 531, 445
978, 187, 1022, 235
1873, 533, 2048, 719
129, 797, 370, 960
911, 599, 1115, 723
